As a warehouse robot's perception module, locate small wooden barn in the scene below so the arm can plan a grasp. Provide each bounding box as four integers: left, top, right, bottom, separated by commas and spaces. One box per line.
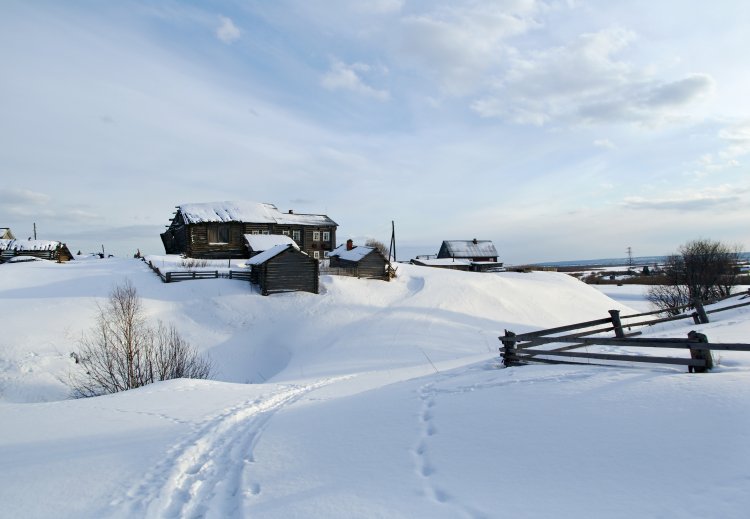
161, 201, 337, 260
0, 239, 74, 263
328, 240, 389, 280
248, 244, 319, 296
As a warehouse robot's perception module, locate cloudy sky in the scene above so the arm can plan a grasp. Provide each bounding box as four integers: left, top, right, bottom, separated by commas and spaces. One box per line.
1, 0, 748, 263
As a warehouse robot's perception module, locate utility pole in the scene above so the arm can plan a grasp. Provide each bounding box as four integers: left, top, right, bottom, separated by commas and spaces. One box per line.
33, 222, 37, 240
388, 220, 397, 263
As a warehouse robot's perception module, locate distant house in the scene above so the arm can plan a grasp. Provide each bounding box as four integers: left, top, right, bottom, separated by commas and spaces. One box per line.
437, 239, 499, 262
247, 244, 319, 296
0, 239, 74, 263
0, 228, 15, 240
161, 201, 337, 260
328, 239, 389, 280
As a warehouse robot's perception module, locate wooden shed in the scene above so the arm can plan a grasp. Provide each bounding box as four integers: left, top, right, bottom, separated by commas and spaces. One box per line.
0, 239, 74, 263
247, 244, 319, 296
328, 240, 389, 280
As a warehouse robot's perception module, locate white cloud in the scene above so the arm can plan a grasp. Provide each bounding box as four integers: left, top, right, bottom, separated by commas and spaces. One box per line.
216, 15, 240, 44
320, 59, 390, 101
471, 27, 714, 126
621, 185, 746, 211
399, 1, 543, 95
593, 138, 615, 149
0, 187, 51, 206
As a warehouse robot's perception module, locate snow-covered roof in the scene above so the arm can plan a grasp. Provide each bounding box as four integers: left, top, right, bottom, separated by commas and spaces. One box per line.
177, 201, 337, 227
439, 240, 498, 258
329, 244, 378, 262
244, 234, 299, 252
1, 239, 61, 251
247, 244, 296, 265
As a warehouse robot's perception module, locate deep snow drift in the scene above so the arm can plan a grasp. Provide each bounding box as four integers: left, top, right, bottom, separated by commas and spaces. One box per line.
1, 258, 749, 518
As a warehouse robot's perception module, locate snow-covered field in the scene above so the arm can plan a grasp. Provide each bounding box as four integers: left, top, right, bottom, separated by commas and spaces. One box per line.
1, 258, 749, 518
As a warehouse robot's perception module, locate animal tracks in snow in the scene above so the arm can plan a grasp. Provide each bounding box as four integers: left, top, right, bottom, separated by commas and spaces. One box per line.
111, 376, 348, 519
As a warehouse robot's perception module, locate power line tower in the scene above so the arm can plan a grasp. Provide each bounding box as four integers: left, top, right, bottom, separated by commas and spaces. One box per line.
626, 246, 633, 267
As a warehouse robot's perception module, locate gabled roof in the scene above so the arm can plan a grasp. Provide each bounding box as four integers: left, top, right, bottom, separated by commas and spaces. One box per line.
244, 234, 299, 252
329, 244, 378, 262
247, 244, 301, 265
439, 240, 498, 258
0, 228, 15, 240
176, 201, 337, 227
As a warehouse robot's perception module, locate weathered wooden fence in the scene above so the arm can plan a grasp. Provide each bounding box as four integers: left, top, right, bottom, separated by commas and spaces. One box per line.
499, 290, 750, 372
144, 259, 251, 283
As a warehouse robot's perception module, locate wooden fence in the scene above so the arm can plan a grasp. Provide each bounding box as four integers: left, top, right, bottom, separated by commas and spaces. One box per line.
144, 259, 251, 283
499, 290, 750, 372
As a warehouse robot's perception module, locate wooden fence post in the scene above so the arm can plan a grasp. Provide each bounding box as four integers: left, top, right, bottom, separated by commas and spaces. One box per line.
693, 298, 709, 324
687, 330, 713, 373
609, 309, 625, 338
500, 330, 519, 367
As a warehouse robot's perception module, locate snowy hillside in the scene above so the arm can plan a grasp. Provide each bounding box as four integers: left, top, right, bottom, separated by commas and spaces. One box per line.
1, 258, 749, 518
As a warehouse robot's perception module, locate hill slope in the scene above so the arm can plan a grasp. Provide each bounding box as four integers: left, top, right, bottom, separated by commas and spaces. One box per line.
1, 258, 749, 518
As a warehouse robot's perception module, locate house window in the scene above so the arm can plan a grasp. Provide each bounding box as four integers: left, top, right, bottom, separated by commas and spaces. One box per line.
292, 230, 301, 241
262, 230, 269, 235
313, 250, 320, 259
282, 230, 290, 236
208, 224, 230, 244
324, 250, 330, 258
251, 230, 260, 235
322, 231, 330, 242
313, 231, 320, 241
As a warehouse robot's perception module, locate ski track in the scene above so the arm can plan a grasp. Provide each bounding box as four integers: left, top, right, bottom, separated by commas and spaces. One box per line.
111, 376, 349, 519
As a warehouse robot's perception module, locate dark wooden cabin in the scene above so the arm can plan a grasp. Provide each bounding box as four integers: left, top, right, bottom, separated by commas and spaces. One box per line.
437, 239, 499, 262
328, 239, 389, 280
0, 239, 74, 263
248, 244, 319, 296
161, 201, 337, 260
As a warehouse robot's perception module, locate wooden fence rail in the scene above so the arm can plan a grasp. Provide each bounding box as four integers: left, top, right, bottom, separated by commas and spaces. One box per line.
500, 290, 750, 372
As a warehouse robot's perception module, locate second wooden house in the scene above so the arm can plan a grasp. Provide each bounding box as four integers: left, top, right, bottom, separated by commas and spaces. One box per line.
328, 240, 389, 280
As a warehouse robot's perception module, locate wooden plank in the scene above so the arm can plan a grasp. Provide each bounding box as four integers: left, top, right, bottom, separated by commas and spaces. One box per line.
513, 336, 750, 351
520, 350, 706, 366
706, 300, 750, 314
501, 317, 614, 341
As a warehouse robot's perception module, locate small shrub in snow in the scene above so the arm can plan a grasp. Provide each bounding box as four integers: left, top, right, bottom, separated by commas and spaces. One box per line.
181, 256, 209, 270
70, 279, 212, 397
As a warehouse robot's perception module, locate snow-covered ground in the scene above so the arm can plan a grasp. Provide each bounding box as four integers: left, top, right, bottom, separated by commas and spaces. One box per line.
1, 258, 749, 518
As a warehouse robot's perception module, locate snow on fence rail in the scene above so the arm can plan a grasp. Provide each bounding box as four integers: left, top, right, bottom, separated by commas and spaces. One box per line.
500, 290, 750, 372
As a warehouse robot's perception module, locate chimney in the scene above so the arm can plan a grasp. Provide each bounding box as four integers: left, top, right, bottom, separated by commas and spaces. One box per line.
346, 239, 354, 251
288, 209, 294, 214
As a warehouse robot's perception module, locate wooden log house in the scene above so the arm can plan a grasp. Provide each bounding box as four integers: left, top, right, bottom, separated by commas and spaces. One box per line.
328, 239, 389, 280
160, 201, 337, 260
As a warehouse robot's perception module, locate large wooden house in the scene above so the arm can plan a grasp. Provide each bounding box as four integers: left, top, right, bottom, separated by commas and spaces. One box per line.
161, 201, 337, 260
328, 239, 389, 280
